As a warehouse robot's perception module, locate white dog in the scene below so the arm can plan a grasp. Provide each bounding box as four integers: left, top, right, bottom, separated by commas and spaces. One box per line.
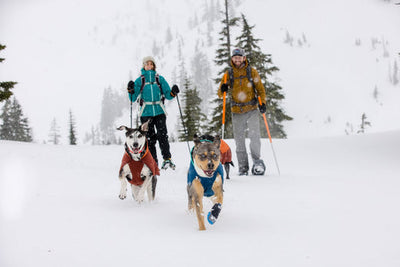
117, 121, 160, 203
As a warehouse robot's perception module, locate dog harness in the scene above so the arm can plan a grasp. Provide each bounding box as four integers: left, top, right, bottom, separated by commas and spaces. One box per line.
187, 155, 224, 197
120, 145, 160, 186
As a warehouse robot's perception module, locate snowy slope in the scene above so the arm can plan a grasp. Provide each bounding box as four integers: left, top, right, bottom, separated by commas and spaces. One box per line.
1, 0, 399, 142
1, 131, 400, 267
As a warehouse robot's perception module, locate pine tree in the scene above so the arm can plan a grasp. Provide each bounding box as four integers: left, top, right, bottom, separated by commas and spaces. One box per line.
68, 109, 77, 145
235, 14, 292, 138
191, 41, 213, 115
178, 78, 206, 141
99, 87, 125, 144
48, 118, 61, 144
357, 113, 371, 134
393, 60, 399, 85
208, 0, 239, 139
0, 97, 32, 142
0, 44, 17, 102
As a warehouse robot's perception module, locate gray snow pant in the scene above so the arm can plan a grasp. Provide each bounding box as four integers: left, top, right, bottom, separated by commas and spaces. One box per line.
232, 109, 261, 172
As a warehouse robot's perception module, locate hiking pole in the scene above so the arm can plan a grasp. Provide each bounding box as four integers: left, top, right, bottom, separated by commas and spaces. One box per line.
129, 93, 133, 128
221, 73, 228, 139
258, 96, 281, 176
176, 94, 191, 154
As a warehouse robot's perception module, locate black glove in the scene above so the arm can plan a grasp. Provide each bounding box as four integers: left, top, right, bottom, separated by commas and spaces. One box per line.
221, 83, 229, 93
259, 103, 266, 114
171, 85, 179, 96
127, 80, 135, 94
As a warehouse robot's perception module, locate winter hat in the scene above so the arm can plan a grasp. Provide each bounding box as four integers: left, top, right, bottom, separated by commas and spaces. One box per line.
143, 56, 156, 70
232, 48, 245, 57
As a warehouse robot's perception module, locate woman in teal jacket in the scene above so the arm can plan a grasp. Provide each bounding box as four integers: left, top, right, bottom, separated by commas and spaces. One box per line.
127, 56, 179, 170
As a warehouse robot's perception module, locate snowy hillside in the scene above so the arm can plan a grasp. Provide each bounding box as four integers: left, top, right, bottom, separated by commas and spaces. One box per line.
1, 131, 400, 266
1, 0, 399, 143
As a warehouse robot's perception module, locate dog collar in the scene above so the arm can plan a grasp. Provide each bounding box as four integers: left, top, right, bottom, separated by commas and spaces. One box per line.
126, 142, 149, 160
127, 145, 145, 155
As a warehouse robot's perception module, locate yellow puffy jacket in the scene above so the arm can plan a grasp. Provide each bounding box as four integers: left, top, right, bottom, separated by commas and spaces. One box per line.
218, 59, 266, 114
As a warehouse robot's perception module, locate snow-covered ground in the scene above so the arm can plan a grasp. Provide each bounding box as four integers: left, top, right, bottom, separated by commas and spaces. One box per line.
1, 131, 399, 266
1, 0, 399, 142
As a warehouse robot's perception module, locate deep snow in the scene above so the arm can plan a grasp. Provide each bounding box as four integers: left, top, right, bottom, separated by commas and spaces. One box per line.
0, 0, 399, 142
1, 131, 400, 266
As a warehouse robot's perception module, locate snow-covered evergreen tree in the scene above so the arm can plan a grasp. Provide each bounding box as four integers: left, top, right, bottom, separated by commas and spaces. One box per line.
48, 118, 61, 145
393, 60, 399, 85
208, 0, 239, 139
190, 41, 213, 115
68, 109, 77, 145
0, 44, 17, 102
100, 87, 125, 144
178, 78, 206, 141
0, 97, 32, 142
357, 113, 371, 134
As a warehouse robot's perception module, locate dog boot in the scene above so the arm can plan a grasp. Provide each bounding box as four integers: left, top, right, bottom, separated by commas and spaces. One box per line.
161, 158, 176, 170
251, 159, 266, 175
207, 203, 222, 225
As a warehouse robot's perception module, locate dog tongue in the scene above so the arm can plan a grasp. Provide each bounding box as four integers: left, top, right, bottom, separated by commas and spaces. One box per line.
204, 170, 214, 177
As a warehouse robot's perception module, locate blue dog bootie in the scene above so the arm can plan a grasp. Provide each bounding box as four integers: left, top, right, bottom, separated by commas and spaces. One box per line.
207, 203, 222, 225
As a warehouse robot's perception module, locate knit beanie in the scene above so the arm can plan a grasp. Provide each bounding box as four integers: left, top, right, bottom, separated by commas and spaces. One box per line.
143, 56, 156, 70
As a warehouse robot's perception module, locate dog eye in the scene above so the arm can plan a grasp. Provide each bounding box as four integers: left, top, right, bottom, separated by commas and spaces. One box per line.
212, 154, 218, 159
138, 134, 143, 138
200, 154, 207, 160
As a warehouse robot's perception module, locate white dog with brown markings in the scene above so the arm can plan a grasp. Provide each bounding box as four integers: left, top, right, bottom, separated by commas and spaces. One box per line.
117, 121, 160, 203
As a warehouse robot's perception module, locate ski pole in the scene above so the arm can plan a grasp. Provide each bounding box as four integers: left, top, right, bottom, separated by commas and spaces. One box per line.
258, 96, 281, 176
221, 73, 227, 139
176, 93, 191, 154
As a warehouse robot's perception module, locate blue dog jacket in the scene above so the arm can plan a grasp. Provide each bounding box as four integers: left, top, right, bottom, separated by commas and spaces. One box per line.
187, 159, 224, 197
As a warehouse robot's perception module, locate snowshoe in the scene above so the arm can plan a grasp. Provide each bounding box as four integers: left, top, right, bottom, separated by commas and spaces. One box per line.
238, 166, 248, 176
239, 170, 248, 176
207, 203, 222, 225
161, 159, 176, 170
251, 159, 265, 175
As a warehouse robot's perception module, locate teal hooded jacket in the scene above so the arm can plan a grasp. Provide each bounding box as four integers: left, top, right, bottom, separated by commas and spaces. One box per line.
129, 69, 174, 117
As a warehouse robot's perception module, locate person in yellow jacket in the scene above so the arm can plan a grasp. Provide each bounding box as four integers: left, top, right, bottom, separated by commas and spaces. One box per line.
218, 48, 267, 175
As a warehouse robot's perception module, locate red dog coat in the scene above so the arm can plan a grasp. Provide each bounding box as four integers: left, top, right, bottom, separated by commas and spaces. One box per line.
119, 147, 160, 186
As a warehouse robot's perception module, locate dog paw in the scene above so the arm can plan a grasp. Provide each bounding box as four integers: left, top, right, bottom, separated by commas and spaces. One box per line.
119, 194, 126, 200
134, 194, 145, 203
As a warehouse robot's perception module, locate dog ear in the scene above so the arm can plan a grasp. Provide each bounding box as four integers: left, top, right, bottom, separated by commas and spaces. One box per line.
141, 120, 150, 132
193, 134, 201, 146
117, 126, 129, 131
213, 135, 221, 148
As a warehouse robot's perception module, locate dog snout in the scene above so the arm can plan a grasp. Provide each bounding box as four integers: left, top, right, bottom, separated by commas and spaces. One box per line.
207, 161, 214, 169
133, 142, 139, 148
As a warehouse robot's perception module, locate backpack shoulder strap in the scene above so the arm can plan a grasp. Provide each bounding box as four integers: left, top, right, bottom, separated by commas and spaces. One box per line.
246, 65, 256, 91
228, 68, 234, 89
155, 74, 164, 96
140, 75, 145, 95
